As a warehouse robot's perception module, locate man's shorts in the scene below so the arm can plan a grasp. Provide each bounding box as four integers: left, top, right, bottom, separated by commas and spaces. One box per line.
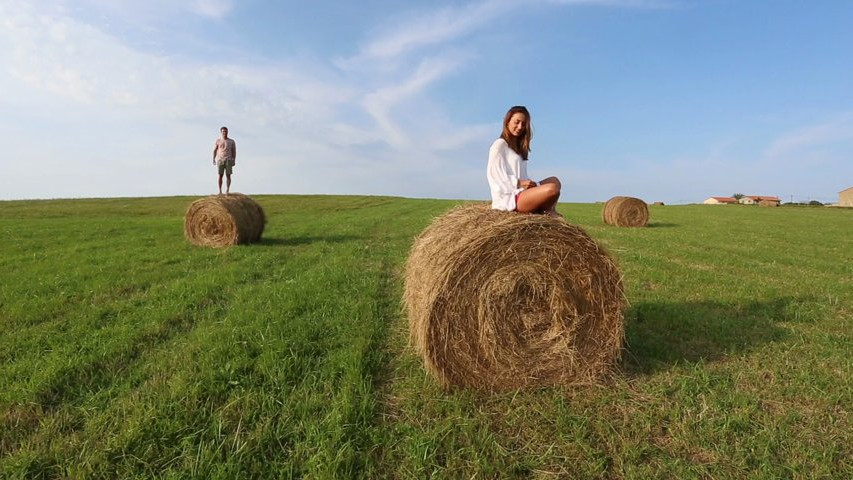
217, 161, 233, 176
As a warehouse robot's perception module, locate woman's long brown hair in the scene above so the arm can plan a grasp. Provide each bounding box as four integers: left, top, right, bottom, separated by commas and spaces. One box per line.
500, 105, 532, 160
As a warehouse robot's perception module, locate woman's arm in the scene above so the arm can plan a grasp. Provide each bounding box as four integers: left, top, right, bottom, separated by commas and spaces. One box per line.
518, 157, 537, 188
487, 141, 520, 195
487, 140, 525, 210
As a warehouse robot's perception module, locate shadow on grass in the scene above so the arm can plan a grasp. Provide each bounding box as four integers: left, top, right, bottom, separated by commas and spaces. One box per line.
259, 234, 361, 246
646, 222, 679, 228
623, 297, 798, 375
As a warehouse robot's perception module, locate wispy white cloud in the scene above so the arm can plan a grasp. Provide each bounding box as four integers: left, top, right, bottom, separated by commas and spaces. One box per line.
340, 0, 669, 67
338, 0, 669, 155
64, 0, 235, 21
363, 55, 470, 148
190, 0, 234, 19
556, 116, 852, 205
764, 113, 853, 159
342, 0, 514, 66
0, 1, 494, 200
546, 0, 672, 6
0, 2, 354, 126
0, 0, 689, 201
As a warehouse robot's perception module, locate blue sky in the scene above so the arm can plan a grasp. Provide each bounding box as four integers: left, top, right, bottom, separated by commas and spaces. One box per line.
1, 0, 851, 203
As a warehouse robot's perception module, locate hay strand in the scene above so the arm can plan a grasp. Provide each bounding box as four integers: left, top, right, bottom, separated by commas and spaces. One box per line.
602, 196, 649, 227
184, 194, 266, 247
404, 203, 625, 391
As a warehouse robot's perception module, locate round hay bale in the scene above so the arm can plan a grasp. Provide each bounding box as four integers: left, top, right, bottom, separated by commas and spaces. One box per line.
758, 199, 777, 207
602, 196, 649, 227
184, 194, 266, 247
404, 203, 625, 391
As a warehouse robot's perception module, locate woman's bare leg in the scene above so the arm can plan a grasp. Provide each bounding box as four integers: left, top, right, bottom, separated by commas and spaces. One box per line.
516, 178, 560, 213
538, 176, 561, 214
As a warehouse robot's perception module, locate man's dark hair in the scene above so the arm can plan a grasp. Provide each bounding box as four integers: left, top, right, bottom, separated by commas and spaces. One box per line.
220, 126, 228, 131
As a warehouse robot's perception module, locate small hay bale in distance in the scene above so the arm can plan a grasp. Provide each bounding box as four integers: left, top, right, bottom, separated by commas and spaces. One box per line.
404, 203, 625, 391
184, 194, 266, 247
602, 196, 649, 227
758, 199, 777, 207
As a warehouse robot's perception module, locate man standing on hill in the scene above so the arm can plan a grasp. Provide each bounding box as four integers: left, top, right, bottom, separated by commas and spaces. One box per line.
213, 126, 237, 194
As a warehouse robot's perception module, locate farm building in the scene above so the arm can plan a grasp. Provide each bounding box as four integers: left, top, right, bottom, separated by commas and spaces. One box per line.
740, 195, 781, 206
703, 196, 737, 205
840, 187, 853, 207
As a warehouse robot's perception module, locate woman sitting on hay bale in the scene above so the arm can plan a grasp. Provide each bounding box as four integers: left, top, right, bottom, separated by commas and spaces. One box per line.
487, 105, 562, 216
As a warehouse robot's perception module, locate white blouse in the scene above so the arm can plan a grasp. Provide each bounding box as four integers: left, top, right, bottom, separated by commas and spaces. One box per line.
487, 138, 529, 211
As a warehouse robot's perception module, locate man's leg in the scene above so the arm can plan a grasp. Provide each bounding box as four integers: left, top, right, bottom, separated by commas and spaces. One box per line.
225, 173, 231, 194
218, 173, 224, 194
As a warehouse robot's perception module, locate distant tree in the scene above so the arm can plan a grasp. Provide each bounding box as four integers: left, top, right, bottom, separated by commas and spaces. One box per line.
733, 193, 744, 201
808, 200, 823, 206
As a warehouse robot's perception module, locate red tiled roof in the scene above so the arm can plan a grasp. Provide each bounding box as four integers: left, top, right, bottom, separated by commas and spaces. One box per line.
745, 195, 780, 201
711, 196, 737, 202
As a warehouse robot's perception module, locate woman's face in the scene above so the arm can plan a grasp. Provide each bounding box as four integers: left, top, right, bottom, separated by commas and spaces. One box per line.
507, 112, 527, 137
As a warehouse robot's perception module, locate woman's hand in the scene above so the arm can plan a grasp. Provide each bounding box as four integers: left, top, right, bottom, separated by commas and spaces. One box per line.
519, 179, 538, 189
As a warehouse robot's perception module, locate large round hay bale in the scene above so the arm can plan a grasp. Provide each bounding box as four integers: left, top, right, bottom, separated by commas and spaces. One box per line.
404, 203, 625, 391
184, 194, 266, 247
602, 196, 649, 227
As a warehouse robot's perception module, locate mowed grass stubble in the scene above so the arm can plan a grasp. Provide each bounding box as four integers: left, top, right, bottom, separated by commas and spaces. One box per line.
1, 196, 850, 479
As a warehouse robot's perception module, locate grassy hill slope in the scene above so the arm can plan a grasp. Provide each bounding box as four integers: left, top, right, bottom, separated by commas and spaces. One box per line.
1, 196, 850, 479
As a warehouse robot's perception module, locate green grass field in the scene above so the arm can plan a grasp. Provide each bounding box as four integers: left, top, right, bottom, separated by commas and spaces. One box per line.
1, 195, 850, 479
